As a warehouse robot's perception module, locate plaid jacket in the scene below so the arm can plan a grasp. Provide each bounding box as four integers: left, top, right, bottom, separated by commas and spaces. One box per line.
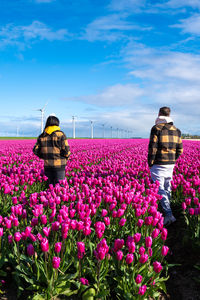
148, 122, 183, 167
33, 130, 70, 169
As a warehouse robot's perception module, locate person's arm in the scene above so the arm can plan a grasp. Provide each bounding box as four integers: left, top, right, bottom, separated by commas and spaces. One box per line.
148, 126, 158, 168
33, 137, 42, 158
60, 133, 70, 159
176, 130, 183, 160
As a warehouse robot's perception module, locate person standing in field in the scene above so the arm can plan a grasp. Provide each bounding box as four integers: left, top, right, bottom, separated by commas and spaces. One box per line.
33, 115, 70, 186
148, 107, 183, 226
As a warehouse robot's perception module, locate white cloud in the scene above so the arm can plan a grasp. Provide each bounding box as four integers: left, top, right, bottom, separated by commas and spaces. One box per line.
124, 42, 200, 83
108, 0, 200, 15
92, 109, 154, 137
113, 42, 200, 134
80, 82, 200, 136
0, 116, 41, 137
67, 83, 145, 107
155, 84, 200, 105
59, 41, 200, 136
81, 14, 152, 42
35, 0, 54, 3
0, 21, 69, 49
172, 14, 200, 35
108, 0, 146, 12
163, 0, 200, 9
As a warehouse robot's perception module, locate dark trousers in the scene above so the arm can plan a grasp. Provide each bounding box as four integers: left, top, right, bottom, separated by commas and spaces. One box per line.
44, 168, 65, 186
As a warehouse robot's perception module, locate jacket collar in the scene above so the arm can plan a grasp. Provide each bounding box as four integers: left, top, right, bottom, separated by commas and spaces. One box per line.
155, 116, 173, 125
45, 126, 60, 135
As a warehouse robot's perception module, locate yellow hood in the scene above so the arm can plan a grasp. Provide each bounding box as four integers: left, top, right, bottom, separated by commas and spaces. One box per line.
45, 126, 60, 135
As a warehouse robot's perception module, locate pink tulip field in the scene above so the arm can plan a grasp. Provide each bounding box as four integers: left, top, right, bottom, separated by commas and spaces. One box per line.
0, 139, 199, 299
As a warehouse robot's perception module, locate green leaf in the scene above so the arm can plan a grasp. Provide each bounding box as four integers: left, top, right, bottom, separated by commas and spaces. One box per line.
123, 292, 135, 300
58, 288, 79, 296
26, 284, 40, 291
194, 278, 200, 284
0, 270, 7, 277
82, 288, 96, 300
156, 276, 169, 283
16, 271, 35, 285
167, 263, 181, 268
20, 254, 34, 264
32, 294, 45, 300
160, 281, 167, 294
151, 291, 161, 298
0, 257, 8, 268
194, 264, 200, 271
138, 264, 146, 273
96, 289, 109, 298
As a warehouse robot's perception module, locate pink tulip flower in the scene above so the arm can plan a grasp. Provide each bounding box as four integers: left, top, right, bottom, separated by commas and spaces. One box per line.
161, 245, 169, 256
138, 285, 147, 295
116, 250, 123, 261
52, 256, 61, 269
27, 244, 35, 256
41, 238, 49, 252
153, 261, 163, 273
80, 277, 89, 285
135, 274, 143, 284
126, 253, 134, 264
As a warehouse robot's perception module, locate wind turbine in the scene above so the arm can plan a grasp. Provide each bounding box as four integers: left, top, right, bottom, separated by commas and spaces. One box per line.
16, 126, 20, 137
110, 126, 113, 138
72, 116, 77, 139
35, 103, 48, 133
90, 121, 94, 139
102, 124, 105, 138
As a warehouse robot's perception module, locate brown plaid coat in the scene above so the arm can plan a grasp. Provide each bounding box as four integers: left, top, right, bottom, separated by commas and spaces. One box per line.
148, 122, 183, 167
33, 130, 70, 169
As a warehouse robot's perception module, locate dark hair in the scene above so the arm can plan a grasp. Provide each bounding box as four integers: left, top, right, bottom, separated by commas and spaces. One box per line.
45, 116, 60, 128
159, 107, 171, 117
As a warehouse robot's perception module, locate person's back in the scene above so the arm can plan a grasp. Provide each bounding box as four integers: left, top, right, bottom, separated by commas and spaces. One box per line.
148, 107, 183, 226
148, 122, 182, 167
36, 129, 70, 169
33, 115, 70, 185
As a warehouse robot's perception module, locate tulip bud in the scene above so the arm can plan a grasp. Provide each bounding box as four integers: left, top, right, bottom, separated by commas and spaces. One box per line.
80, 277, 89, 285
52, 256, 60, 269
139, 254, 148, 264
14, 232, 21, 242
27, 244, 35, 256
153, 261, 163, 273
145, 236, 152, 248
161, 245, 169, 256
41, 238, 49, 252
116, 250, 123, 261
138, 285, 147, 296
41, 215, 47, 225
135, 274, 143, 284
119, 218, 126, 226
55, 242, 62, 253
126, 253, 134, 264
0, 228, 3, 237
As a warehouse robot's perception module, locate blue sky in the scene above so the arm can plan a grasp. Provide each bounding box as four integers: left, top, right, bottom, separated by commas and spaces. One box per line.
1, 0, 200, 137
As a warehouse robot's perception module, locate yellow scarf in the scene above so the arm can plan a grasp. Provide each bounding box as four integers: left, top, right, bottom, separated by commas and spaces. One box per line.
45, 126, 61, 135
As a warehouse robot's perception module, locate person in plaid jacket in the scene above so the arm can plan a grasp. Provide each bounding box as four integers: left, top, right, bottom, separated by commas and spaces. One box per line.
33, 115, 70, 185
148, 107, 183, 226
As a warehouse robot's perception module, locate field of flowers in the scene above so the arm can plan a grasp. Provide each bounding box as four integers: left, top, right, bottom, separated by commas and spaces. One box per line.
0, 139, 199, 300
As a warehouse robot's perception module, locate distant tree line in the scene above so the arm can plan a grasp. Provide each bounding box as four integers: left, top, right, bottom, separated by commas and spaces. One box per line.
182, 133, 200, 139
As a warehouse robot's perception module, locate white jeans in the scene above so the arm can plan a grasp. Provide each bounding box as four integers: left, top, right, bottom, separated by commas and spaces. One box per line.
150, 164, 174, 216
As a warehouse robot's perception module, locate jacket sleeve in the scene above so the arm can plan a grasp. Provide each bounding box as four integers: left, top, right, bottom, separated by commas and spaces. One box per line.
33, 137, 42, 158
176, 130, 183, 160
60, 133, 70, 159
148, 126, 158, 168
